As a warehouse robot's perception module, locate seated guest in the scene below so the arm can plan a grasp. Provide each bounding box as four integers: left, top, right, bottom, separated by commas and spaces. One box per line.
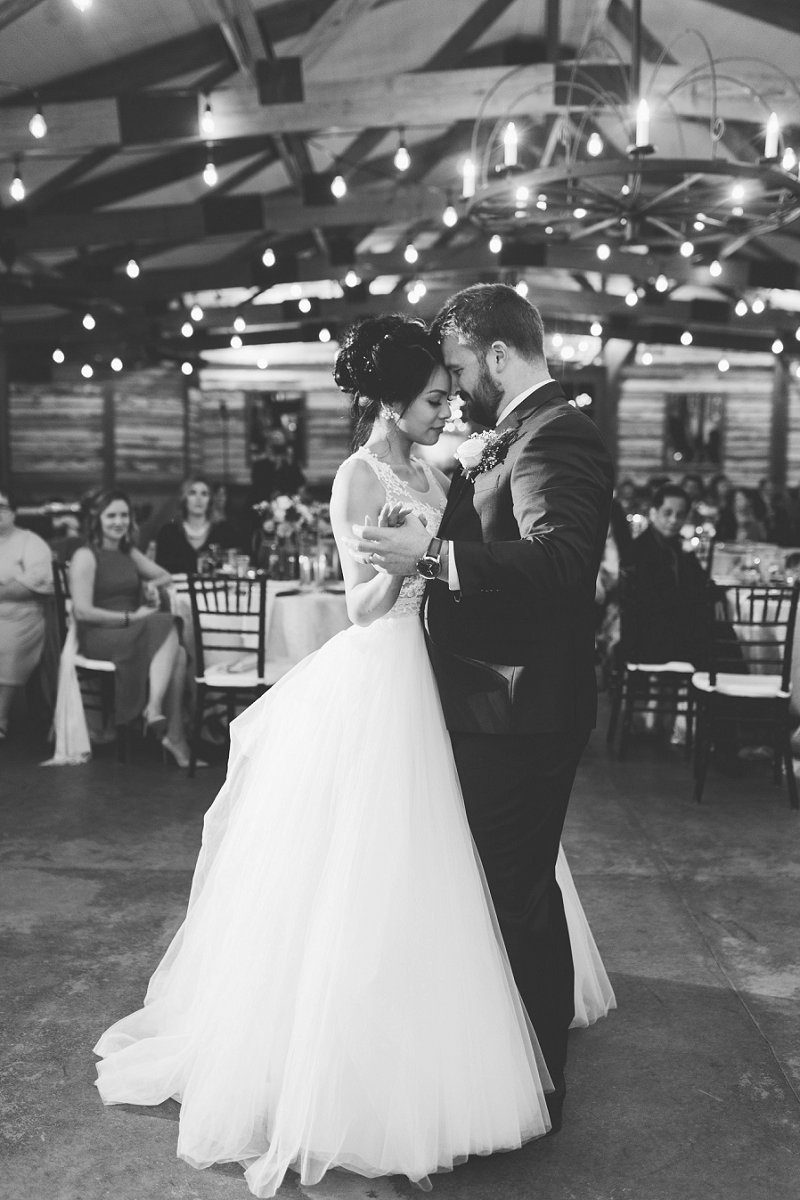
0, 490, 53, 741
680, 473, 706, 527
625, 484, 712, 667
754, 478, 794, 546
155, 476, 239, 575
715, 487, 767, 543
71, 490, 191, 767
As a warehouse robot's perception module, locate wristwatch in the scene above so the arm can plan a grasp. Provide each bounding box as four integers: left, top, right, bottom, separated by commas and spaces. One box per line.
416, 536, 443, 580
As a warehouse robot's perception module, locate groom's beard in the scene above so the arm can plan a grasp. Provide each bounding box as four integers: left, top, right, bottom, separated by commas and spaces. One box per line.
462, 361, 505, 428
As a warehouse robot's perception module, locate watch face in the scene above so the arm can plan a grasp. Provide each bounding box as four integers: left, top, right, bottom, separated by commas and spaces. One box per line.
417, 556, 441, 579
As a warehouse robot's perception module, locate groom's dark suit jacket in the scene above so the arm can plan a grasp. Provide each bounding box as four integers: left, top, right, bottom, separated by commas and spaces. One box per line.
425, 382, 614, 735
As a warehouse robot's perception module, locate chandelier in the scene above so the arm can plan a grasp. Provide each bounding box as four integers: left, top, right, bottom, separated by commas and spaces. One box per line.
462, 0, 800, 267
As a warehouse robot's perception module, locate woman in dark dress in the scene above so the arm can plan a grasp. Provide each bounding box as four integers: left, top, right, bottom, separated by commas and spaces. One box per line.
155, 476, 239, 574
70, 490, 192, 766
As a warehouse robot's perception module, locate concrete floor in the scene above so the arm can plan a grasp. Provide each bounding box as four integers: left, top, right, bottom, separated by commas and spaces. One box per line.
1, 705, 799, 1200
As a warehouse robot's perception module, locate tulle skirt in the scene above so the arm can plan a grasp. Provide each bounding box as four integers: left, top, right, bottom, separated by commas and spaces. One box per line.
94, 615, 614, 1196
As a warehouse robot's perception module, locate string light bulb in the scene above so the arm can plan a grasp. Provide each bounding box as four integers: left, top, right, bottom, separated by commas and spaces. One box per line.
298, 298, 311, 313
261, 247, 276, 268
331, 174, 347, 199
110, 357, 123, 372
81, 363, 93, 378
764, 111, 780, 159
442, 202, 458, 228
587, 131, 603, 157
489, 234, 503, 254
625, 290, 639, 306
200, 96, 215, 138
181, 321, 194, 338
318, 327, 331, 343
344, 270, 361, 288
772, 337, 784, 354
680, 330, 693, 346
680, 240, 694, 257
52, 348, 65, 364
233, 314, 246, 333
718, 357, 730, 372
29, 100, 46, 139
202, 148, 217, 187
782, 147, 797, 172
125, 257, 140, 279
181, 361, 194, 376
9, 158, 24, 202
515, 280, 529, 298
596, 243, 611, 261
393, 130, 411, 172
230, 335, 243, 349
590, 321, 603, 337
751, 296, 765, 314
403, 242, 418, 265
190, 303, 203, 322
709, 259, 722, 278
82, 312, 96, 331
655, 274, 670, 292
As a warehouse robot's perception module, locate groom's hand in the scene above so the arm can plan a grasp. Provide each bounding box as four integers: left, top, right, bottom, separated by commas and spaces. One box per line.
351, 513, 430, 576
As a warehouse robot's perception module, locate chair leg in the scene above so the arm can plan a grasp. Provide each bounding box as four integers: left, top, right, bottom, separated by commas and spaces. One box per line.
618, 677, 636, 760
190, 684, 206, 778
782, 731, 799, 810
606, 673, 622, 746
693, 706, 712, 804
684, 688, 695, 760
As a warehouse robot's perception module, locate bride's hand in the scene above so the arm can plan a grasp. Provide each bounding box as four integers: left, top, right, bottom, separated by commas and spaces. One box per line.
378, 502, 412, 528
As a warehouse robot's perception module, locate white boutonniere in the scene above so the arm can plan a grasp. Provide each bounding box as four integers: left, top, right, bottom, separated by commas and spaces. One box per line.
454, 428, 516, 481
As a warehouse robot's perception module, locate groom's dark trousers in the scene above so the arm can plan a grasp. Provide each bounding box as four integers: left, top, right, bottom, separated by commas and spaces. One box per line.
425, 383, 613, 1084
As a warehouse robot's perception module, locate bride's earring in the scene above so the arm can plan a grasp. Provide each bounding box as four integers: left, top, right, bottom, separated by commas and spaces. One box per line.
380, 403, 400, 425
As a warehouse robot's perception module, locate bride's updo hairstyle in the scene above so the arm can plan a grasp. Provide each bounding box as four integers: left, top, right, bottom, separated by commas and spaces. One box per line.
334, 314, 442, 446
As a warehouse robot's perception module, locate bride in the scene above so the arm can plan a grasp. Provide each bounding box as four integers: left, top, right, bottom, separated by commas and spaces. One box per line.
94, 315, 614, 1198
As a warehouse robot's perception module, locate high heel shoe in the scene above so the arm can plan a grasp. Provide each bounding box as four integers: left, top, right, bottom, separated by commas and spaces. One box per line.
161, 737, 207, 769
143, 713, 168, 741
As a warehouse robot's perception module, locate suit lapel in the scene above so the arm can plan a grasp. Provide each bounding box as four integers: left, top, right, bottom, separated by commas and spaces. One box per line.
438, 466, 471, 537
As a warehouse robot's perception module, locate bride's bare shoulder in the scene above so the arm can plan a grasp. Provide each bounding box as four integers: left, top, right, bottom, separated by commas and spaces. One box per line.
331, 452, 383, 506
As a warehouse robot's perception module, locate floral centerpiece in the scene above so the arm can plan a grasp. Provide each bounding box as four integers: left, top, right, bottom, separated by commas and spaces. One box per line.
252, 494, 332, 578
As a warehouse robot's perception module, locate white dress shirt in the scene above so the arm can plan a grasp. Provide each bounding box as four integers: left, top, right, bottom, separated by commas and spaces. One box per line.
447, 378, 556, 590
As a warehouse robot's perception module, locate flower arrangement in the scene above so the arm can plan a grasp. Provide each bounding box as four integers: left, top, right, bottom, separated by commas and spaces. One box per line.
253, 494, 317, 538
454, 428, 517, 481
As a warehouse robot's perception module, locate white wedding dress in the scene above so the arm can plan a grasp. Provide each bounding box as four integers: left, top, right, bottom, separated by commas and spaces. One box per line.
94, 447, 615, 1198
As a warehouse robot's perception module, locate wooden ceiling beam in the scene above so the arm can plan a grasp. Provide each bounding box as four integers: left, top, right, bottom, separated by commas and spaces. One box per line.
0, 64, 783, 157
0, 0, 46, 36
700, 0, 800, 36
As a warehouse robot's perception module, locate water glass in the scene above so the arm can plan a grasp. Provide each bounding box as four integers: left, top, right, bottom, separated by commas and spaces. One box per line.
298, 554, 313, 587
235, 554, 251, 578
312, 552, 328, 586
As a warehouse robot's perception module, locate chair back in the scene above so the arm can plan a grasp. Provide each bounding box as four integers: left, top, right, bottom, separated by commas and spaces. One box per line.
618, 567, 715, 667
187, 572, 268, 679
51, 559, 71, 648
710, 581, 800, 690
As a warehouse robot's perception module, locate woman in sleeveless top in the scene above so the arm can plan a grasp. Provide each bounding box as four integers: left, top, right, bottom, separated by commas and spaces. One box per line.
70, 490, 191, 764
94, 319, 614, 1197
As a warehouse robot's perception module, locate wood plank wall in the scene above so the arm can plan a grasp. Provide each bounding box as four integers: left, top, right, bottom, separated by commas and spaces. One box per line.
9, 382, 106, 497
616, 365, 775, 486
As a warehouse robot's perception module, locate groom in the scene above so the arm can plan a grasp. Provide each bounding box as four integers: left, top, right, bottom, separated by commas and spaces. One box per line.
354, 283, 613, 1128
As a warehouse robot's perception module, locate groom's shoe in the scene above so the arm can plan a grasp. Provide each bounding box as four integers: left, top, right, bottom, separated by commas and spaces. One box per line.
545, 1077, 566, 1135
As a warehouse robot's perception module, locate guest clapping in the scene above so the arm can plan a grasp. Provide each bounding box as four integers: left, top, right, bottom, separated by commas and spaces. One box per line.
155, 476, 239, 575
70, 490, 191, 766
0, 490, 53, 741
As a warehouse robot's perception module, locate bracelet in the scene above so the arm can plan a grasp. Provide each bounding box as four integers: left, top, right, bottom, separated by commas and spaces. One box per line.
123, 611, 130, 627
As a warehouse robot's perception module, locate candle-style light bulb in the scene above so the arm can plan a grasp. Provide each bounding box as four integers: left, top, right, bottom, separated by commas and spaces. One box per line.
635, 98, 650, 147
503, 122, 518, 168
461, 157, 475, 199
765, 111, 780, 159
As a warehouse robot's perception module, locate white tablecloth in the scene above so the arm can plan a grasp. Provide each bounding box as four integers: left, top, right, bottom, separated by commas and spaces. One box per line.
170, 578, 350, 672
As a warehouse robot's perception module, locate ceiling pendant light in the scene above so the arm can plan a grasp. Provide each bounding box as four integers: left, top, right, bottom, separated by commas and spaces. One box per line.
331, 174, 347, 199
28, 99, 47, 139
200, 95, 215, 138
393, 129, 411, 172
202, 147, 217, 187
9, 158, 25, 203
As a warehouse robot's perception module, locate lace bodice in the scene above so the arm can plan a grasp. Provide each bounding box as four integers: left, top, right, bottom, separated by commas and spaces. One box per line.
348, 446, 447, 618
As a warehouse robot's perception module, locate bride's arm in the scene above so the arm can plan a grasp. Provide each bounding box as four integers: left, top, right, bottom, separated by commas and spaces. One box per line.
330, 457, 406, 627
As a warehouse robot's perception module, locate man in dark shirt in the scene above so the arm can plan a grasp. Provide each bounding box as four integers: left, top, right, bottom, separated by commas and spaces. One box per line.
626, 484, 710, 667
